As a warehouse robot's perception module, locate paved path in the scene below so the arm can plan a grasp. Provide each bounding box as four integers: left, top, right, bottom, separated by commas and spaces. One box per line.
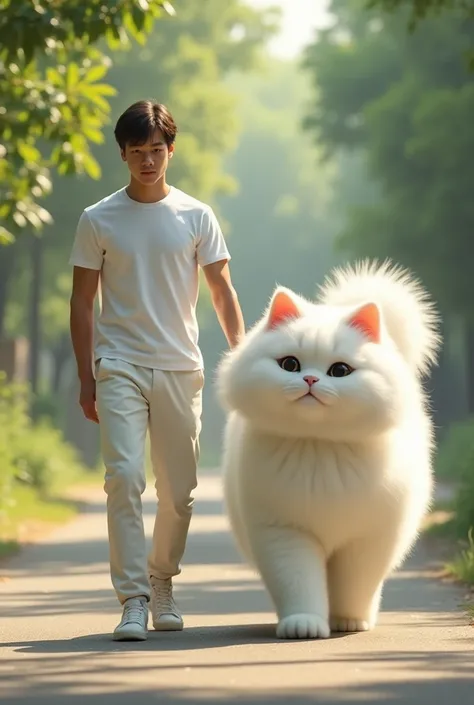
1, 471, 473, 704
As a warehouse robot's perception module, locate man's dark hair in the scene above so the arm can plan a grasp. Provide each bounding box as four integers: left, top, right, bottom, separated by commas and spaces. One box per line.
114, 100, 177, 150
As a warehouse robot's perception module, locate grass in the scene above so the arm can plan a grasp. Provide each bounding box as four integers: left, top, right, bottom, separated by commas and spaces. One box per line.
445, 528, 474, 584
422, 491, 474, 620
0, 470, 103, 562
0, 540, 19, 560
0, 441, 220, 564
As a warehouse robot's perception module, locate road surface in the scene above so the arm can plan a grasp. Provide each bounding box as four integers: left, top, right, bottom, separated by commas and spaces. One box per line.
1, 470, 473, 704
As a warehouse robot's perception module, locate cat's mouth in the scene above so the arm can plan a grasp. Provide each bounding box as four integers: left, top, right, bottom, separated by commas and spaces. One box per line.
299, 392, 326, 406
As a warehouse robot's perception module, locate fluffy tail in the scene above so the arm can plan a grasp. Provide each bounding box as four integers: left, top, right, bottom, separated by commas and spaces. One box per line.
317, 259, 441, 376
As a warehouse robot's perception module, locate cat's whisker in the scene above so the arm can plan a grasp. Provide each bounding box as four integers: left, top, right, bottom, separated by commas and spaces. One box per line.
315, 388, 339, 404
283, 389, 307, 402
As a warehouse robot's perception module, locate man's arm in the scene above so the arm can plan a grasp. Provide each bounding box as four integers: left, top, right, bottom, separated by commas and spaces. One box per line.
203, 259, 245, 349
70, 266, 100, 423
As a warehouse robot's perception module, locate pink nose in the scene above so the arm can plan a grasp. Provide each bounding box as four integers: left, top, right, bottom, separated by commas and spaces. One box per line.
303, 375, 319, 387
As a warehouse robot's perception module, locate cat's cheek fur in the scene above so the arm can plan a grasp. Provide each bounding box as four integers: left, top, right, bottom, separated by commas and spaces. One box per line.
218, 358, 283, 418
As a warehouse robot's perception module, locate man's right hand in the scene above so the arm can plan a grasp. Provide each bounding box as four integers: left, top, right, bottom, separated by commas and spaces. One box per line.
79, 377, 99, 424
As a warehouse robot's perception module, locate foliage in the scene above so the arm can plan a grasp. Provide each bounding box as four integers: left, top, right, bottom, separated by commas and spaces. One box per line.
0, 483, 79, 556
445, 528, 474, 584
302, 1, 474, 321
5, 253, 72, 347
367, 0, 474, 24
453, 462, 474, 537
367, 0, 474, 66
0, 0, 174, 244
432, 416, 474, 544
0, 0, 174, 61
435, 417, 474, 480
0, 373, 86, 535
16, 420, 86, 493
0, 373, 28, 526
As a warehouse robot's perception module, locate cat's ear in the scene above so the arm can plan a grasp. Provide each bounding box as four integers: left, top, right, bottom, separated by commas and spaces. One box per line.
347, 302, 381, 343
267, 288, 302, 329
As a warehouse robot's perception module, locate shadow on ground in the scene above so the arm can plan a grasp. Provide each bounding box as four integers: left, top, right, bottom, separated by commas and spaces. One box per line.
1, 653, 473, 705
3, 682, 474, 705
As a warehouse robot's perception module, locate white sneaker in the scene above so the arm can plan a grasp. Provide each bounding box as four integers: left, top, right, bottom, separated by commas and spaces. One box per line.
150, 577, 184, 631
113, 597, 148, 641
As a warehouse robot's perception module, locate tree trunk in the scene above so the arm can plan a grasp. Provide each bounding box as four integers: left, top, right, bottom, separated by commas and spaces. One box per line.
29, 235, 43, 398
0, 242, 17, 338
52, 333, 72, 395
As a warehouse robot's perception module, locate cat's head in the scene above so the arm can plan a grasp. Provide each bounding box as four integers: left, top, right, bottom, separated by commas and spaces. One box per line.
217, 286, 416, 442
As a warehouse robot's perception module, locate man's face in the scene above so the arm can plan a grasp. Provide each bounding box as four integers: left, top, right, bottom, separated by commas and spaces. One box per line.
121, 129, 174, 185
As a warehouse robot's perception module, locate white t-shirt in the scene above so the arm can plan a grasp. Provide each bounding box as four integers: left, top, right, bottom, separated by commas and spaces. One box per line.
69, 185, 230, 371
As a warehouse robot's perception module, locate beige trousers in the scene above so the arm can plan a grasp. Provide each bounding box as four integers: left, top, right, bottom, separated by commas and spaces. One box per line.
95, 357, 203, 604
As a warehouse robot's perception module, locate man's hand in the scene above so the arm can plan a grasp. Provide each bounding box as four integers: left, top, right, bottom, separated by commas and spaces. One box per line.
80, 377, 99, 424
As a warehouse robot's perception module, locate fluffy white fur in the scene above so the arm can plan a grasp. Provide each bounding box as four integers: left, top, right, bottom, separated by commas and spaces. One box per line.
216, 259, 441, 640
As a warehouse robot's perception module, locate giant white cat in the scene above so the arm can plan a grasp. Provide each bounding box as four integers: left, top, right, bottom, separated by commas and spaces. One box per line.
216, 260, 441, 639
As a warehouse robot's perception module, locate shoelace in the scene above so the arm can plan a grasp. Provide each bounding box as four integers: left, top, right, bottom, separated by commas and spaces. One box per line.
151, 580, 176, 612
123, 600, 146, 624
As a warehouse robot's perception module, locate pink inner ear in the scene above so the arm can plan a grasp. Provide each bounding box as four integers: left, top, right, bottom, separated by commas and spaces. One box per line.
348, 303, 380, 343
268, 291, 301, 329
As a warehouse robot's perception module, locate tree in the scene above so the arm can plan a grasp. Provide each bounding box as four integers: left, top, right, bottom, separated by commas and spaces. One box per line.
368, 0, 474, 23
303, 0, 474, 412
366, 0, 474, 65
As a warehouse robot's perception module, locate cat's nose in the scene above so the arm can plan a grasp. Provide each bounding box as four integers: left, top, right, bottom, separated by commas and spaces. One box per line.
303, 375, 319, 387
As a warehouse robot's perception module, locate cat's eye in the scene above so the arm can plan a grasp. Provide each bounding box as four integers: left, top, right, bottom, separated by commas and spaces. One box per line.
278, 356, 301, 373
327, 362, 354, 378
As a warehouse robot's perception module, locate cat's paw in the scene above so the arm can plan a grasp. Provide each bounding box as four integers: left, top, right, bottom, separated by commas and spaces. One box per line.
330, 616, 372, 633
276, 613, 330, 640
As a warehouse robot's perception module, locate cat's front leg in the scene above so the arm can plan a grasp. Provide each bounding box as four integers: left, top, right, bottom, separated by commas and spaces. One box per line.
248, 526, 330, 639
328, 534, 396, 633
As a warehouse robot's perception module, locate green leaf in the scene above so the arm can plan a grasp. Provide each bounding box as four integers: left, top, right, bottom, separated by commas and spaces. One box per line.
82, 153, 101, 180
131, 5, 146, 32
0, 226, 14, 244
88, 83, 116, 97
45, 69, 58, 87
82, 126, 104, 144
18, 143, 42, 164
66, 63, 80, 89
84, 64, 109, 83
84, 92, 110, 112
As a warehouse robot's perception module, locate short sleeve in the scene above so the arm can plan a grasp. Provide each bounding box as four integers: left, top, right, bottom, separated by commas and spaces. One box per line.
196, 207, 231, 268
68, 210, 103, 270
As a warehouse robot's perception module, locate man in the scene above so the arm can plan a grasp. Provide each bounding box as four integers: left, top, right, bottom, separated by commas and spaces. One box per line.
69, 99, 245, 641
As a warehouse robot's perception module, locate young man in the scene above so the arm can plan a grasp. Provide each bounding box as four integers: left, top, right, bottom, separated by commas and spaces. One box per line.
69, 100, 245, 641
